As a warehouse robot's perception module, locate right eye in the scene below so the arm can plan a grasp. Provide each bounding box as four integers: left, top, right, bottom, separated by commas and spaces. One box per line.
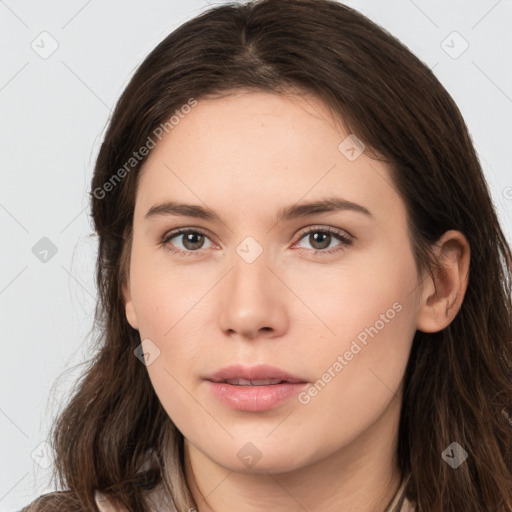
161, 229, 215, 257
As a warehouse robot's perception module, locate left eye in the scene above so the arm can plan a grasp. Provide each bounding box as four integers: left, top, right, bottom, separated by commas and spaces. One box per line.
295, 228, 352, 253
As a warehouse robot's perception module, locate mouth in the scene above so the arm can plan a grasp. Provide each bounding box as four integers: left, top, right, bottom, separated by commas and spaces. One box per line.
205, 364, 307, 385
204, 364, 308, 411
218, 378, 294, 386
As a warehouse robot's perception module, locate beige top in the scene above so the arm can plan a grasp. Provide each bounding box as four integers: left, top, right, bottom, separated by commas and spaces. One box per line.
95, 480, 176, 512
95, 473, 415, 511
385, 474, 415, 512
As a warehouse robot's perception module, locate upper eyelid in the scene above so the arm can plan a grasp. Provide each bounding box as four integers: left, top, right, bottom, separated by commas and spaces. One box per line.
296, 224, 352, 239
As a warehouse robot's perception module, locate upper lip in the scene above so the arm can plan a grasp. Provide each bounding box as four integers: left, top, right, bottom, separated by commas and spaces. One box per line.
205, 364, 307, 384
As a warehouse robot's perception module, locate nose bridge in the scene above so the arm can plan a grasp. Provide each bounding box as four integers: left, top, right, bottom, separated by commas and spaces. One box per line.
229, 236, 273, 298
216, 234, 287, 338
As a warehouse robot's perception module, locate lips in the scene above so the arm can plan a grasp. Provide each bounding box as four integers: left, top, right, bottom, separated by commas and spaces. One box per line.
205, 364, 307, 385
204, 364, 308, 411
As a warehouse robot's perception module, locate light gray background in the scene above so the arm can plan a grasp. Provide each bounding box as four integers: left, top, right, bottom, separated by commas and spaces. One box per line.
1, 1, 511, 510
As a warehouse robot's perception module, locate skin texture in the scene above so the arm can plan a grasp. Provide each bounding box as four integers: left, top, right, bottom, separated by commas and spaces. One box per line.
123, 91, 470, 512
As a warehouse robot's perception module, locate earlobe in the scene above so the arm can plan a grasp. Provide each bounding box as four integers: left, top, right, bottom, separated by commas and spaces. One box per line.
416, 230, 470, 333
122, 282, 139, 330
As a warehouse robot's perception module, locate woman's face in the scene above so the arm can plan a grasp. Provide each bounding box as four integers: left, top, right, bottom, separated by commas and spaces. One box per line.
123, 90, 424, 473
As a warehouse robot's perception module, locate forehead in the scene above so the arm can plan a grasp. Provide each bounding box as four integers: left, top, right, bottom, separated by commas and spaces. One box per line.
143, 90, 343, 173
133, 91, 403, 227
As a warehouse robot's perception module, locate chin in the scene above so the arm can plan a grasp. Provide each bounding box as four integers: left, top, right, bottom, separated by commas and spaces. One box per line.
201, 438, 318, 475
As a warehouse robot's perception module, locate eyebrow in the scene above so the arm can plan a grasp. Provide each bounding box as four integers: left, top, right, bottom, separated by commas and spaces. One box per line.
144, 197, 372, 223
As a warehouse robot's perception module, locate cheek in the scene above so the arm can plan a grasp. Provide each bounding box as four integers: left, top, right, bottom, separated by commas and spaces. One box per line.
290, 243, 418, 358
296, 248, 418, 425
128, 246, 213, 408
128, 242, 207, 339
129, 256, 208, 430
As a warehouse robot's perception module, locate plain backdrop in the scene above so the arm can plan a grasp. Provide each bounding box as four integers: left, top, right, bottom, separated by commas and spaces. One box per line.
1, 0, 511, 510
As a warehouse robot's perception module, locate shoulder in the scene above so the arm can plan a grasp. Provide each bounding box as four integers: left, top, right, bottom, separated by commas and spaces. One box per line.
401, 496, 416, 511
95, 491, 128, 512
21, 483, 177, 511
95, 483, 178, 512
20, 489, 136, 512
19, 490, 85, 511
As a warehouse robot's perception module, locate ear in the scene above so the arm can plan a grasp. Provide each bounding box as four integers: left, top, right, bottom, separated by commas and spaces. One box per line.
122, 281, 139, 330
416, 230, 470, 333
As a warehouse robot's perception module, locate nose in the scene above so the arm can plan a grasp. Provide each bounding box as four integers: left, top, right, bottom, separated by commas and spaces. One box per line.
216, 247, 289, 341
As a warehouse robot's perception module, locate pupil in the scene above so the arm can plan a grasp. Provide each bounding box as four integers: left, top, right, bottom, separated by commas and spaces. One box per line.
311, 232, 330, 250
184, 233, 203, 250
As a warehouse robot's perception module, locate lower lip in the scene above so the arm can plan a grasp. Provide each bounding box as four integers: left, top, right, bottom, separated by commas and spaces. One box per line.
206, 381, 308, 411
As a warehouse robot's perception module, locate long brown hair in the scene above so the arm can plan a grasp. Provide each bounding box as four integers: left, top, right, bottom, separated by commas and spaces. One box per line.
23, 0, 512, 510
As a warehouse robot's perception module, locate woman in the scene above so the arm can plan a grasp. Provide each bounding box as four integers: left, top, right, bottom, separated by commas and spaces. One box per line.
22, 0, 512, 510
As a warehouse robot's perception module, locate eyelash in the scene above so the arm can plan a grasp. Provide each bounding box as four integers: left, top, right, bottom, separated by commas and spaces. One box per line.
160, 226, 353, 258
